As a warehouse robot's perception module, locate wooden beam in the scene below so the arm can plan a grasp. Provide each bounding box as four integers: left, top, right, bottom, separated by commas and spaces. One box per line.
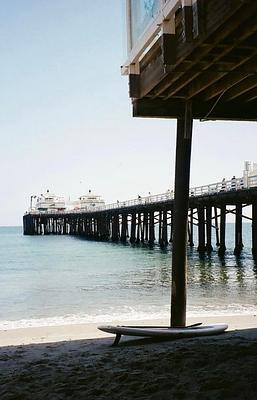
152, 1, 257, 98
202, 56, 257, 101
132, 97, 257, 121
224, 74, 257, 101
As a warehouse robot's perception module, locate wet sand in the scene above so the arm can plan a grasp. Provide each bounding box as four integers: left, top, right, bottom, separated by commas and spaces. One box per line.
0, 315, 257, 399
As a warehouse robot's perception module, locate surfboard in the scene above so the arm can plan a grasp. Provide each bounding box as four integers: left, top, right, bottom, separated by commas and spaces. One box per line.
98, 323, 228, 345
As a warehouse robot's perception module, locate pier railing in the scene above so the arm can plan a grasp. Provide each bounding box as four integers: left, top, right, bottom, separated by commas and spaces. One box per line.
27, 175, 257, 215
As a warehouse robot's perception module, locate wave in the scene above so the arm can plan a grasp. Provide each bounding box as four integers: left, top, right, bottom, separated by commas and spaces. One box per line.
1, 303, 257, 330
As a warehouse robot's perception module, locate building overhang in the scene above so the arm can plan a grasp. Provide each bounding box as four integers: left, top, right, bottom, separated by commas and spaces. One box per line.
124, 0, 257, 121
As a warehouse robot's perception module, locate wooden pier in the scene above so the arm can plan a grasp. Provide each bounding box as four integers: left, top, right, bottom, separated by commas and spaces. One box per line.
24, 0, 257, 328
23, 185, 257, 257
121, 0, 257, 326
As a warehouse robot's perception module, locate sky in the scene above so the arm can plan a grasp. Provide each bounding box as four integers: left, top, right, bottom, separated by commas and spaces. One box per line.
1, 0, 257, 226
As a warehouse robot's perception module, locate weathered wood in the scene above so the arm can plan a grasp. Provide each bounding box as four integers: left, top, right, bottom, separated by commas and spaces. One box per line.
189, 207, 194, 246
158, 211, 162, 246
149, 211, 155, 244
143, 212, 149, 241
136, 213, 141, 244
218, 205, 226, 256
234, 204, 243, 255
133, 97, 257, 121
197, 206, 205, 253
162, 210, 168, 246
181, 6, 193, 43
111, 214, 119, 242
169, 210, 173, 243
130, 213, 136, 243
161, 34, 176, 66
171, 101, 193, 328
214, 207, 220, 246
120, 214, 127, 243
206, 206, 213, 252
252, 202, 257, 257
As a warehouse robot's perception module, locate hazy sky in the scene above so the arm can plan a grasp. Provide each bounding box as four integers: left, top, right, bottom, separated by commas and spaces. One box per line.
1, 0, 257, 226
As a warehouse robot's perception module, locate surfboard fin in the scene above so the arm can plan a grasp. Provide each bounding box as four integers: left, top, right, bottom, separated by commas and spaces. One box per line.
111, 333, 122, 346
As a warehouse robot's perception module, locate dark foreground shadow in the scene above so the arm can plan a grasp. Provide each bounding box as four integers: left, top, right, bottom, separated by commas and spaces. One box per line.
1, 327, 257, 399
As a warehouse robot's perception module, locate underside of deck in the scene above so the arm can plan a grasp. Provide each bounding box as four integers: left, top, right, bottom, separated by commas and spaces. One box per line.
130, 0, 257, 121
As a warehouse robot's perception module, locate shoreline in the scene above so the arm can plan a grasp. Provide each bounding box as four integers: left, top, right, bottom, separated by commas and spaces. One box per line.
1, 314, 256, 346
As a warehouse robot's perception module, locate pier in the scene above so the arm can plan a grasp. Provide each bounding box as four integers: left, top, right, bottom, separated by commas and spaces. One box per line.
23, 175, 257, 257
24, 0, 257, 328
121, 0, 257, 326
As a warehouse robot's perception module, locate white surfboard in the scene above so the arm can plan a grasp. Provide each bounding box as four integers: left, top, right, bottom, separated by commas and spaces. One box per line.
98, 323, 228, 345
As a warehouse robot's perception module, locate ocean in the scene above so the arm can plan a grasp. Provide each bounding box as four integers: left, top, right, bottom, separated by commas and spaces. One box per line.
0, 225, 257, 330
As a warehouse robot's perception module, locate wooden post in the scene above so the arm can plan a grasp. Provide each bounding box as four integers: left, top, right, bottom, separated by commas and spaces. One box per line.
206, 206, 213, 252
120, 214, 127, 243
214, 207, 220, 246
252, 202, 257, 257
234, 204, 243, 256
63, 218, 67, 235
197, 206, 205, 253
158, 211, 163, 245
111, 214, 119, 241
149, 211, 155, 244
102, 213, 110, 240
189, 207, 194, 246
169, 210, 173, 242
171, 102, 193, 328
143, 212, 149, 241
136, 213, 141, 243
218, 205, 226, 256
162, 210, 168, 246
130, 213, 136, 243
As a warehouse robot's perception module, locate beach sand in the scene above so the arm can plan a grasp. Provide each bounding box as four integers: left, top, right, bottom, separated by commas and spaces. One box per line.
1, 315, 257, 399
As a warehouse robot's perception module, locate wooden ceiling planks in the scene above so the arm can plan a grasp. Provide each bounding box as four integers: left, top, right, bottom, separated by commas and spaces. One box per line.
129, 0, 257, 120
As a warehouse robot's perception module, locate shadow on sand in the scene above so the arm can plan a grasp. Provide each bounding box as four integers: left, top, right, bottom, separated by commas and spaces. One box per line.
1, 327, 257, 399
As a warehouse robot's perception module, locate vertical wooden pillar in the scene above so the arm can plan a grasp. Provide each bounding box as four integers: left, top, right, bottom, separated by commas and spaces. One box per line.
197, 206, 205, 253
63, 218, 67, 235
111, 214, 119, 241
206, 206, 213, 252
214, 207, 220, 246
149, 211, 155, 245
23, 215, 35, 235
252, 202, 257, 257
102, 213, 110, 240
136, 213, 141, 243
234, 204, 243, 256
218, 205, 226, 256
158, 211, 162, 245
120, 214, 127, 243
162, 210, 168, 246
130, 213, 136, 243
171, 102, 193, 328
169, 210, 173, 242
52, 218, 56, 235
189, 207, 194, 246
95, 216, 101, 240
85, 218, 89, 236
140, 213, 145, 243
143, 212, 149, 241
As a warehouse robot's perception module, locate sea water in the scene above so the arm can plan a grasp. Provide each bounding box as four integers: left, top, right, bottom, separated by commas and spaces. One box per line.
0, 225, 257, 330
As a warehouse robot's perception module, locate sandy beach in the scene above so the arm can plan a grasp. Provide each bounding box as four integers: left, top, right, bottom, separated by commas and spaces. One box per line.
1, 314, 257, 399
